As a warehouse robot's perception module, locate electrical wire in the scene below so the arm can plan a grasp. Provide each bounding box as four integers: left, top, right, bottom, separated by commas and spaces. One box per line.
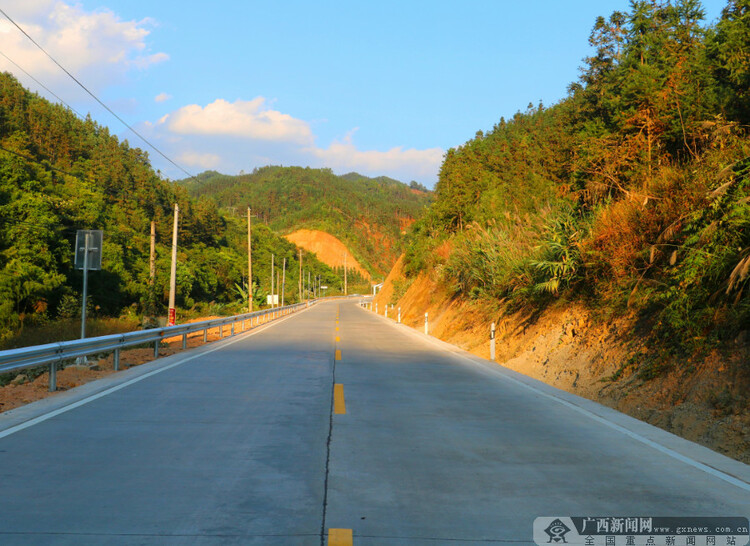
0, 6, 198, 182
0, 49, 85, 119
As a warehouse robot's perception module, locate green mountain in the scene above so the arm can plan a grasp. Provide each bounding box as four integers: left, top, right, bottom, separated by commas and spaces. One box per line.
403, 0, 750, 360
0, 72, 341, 343
179, 166, 432, 276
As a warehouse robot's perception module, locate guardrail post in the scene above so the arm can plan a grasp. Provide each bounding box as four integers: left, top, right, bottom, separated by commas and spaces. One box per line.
154, 339, 159, 358
220, 324, 224, 339
114, 348, 120, 371
203, 328, 208, 343
231, 322, 235, 336
182, 333, 187, 350
490, 322, 496, 361
398, 307, 401, 323
49, 362, 57, 392
424, 312, 428, 335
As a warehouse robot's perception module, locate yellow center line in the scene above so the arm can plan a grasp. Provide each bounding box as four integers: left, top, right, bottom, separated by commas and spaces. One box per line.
335, 336, 340, 342
335, 349, 342, 361
336, 326, 339, 331
334, 384, 346, 414
328, 528, 353, 545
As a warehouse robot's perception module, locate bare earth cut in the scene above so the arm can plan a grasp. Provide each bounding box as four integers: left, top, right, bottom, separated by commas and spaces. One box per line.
285, 229, 371, 280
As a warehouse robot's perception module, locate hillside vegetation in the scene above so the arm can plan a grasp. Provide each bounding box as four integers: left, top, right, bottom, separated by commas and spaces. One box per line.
179, 167, 432, 277
404, 0, 750, 371
0, 72, 341, 346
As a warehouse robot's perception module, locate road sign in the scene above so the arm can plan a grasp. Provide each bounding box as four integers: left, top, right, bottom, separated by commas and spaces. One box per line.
74, 230, 103, 270
267, 294, 279, 305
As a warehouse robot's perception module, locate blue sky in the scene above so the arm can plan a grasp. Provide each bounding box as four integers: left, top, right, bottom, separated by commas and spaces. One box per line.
0, 0, 730, 187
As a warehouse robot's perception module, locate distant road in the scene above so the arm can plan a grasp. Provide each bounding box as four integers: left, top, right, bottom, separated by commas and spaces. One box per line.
0, 301, 747, 545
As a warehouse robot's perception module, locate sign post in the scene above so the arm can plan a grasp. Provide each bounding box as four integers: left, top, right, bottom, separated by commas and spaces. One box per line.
75, 230, 103, 339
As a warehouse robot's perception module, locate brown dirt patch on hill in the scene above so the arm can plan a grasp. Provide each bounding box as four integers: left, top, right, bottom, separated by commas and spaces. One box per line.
285, 229, 371, 279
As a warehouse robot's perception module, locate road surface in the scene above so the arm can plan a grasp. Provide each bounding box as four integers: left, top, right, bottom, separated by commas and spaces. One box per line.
0, 300, 748, 545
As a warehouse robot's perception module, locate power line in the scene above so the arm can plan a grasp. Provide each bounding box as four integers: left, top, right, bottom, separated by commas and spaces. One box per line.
0, 49, 85, 119
0, 7, 197, 182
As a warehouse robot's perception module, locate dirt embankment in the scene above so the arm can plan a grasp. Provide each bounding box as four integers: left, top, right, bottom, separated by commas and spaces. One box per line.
285, 229, 371, 280
373, 256, 750, 464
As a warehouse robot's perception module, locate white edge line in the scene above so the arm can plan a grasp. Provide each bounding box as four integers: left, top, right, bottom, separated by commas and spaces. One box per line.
0, 307, 309, 440
360, 305, 750, 493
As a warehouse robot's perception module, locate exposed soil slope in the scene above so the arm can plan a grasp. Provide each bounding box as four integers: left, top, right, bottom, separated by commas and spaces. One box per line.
374, 257, 750, 464
285, 229, 371, 280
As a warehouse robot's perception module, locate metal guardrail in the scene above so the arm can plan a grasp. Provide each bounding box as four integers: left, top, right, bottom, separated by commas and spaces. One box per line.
0, 301, 315, 392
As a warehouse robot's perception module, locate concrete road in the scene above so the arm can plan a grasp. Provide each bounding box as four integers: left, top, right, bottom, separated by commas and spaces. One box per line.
0, 300, 748, 545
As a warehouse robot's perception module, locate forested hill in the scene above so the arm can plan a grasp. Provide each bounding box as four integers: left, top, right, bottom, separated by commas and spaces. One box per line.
404, 0, 749, 360
0, 72, 340, 343
179, 167, 432, 276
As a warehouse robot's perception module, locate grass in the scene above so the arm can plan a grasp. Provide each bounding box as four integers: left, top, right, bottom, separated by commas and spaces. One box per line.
0, 316, 143, 351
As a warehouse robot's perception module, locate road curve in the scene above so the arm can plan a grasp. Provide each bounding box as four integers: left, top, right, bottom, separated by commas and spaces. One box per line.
0, 300, 747, 545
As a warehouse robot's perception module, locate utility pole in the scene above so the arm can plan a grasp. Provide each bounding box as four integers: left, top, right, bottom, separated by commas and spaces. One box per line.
308, 270, 311, 301
149, 221, 156, 287
298, 249, 302, 303
168, 203, 179, 326
247, 207, 253, 313
281, 257, 286, 307
344, 253, 348, 296
277, 271, 280, 305
271, 254, 275, 308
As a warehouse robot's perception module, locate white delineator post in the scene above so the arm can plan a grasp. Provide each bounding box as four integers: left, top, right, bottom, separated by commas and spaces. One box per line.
424, 312, 428, 335
385, 305, 388, 319
490, 322, 496, 361
398, 307, 401, 323
167, 203, 179, 326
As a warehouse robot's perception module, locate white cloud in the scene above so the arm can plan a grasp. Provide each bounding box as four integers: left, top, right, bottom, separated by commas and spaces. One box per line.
177, 151, 221, 169
0, 1, 168, 95
155, 92, 172, 103
161, 98, 313, 145
146, 101, 442, 185
307, 132, 444, 179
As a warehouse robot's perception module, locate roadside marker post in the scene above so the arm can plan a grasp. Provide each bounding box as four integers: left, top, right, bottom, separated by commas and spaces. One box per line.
424, 312, 428, 335
384, 306, 388, 319
398, 307, 401, 323
490, 322, 496, 361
